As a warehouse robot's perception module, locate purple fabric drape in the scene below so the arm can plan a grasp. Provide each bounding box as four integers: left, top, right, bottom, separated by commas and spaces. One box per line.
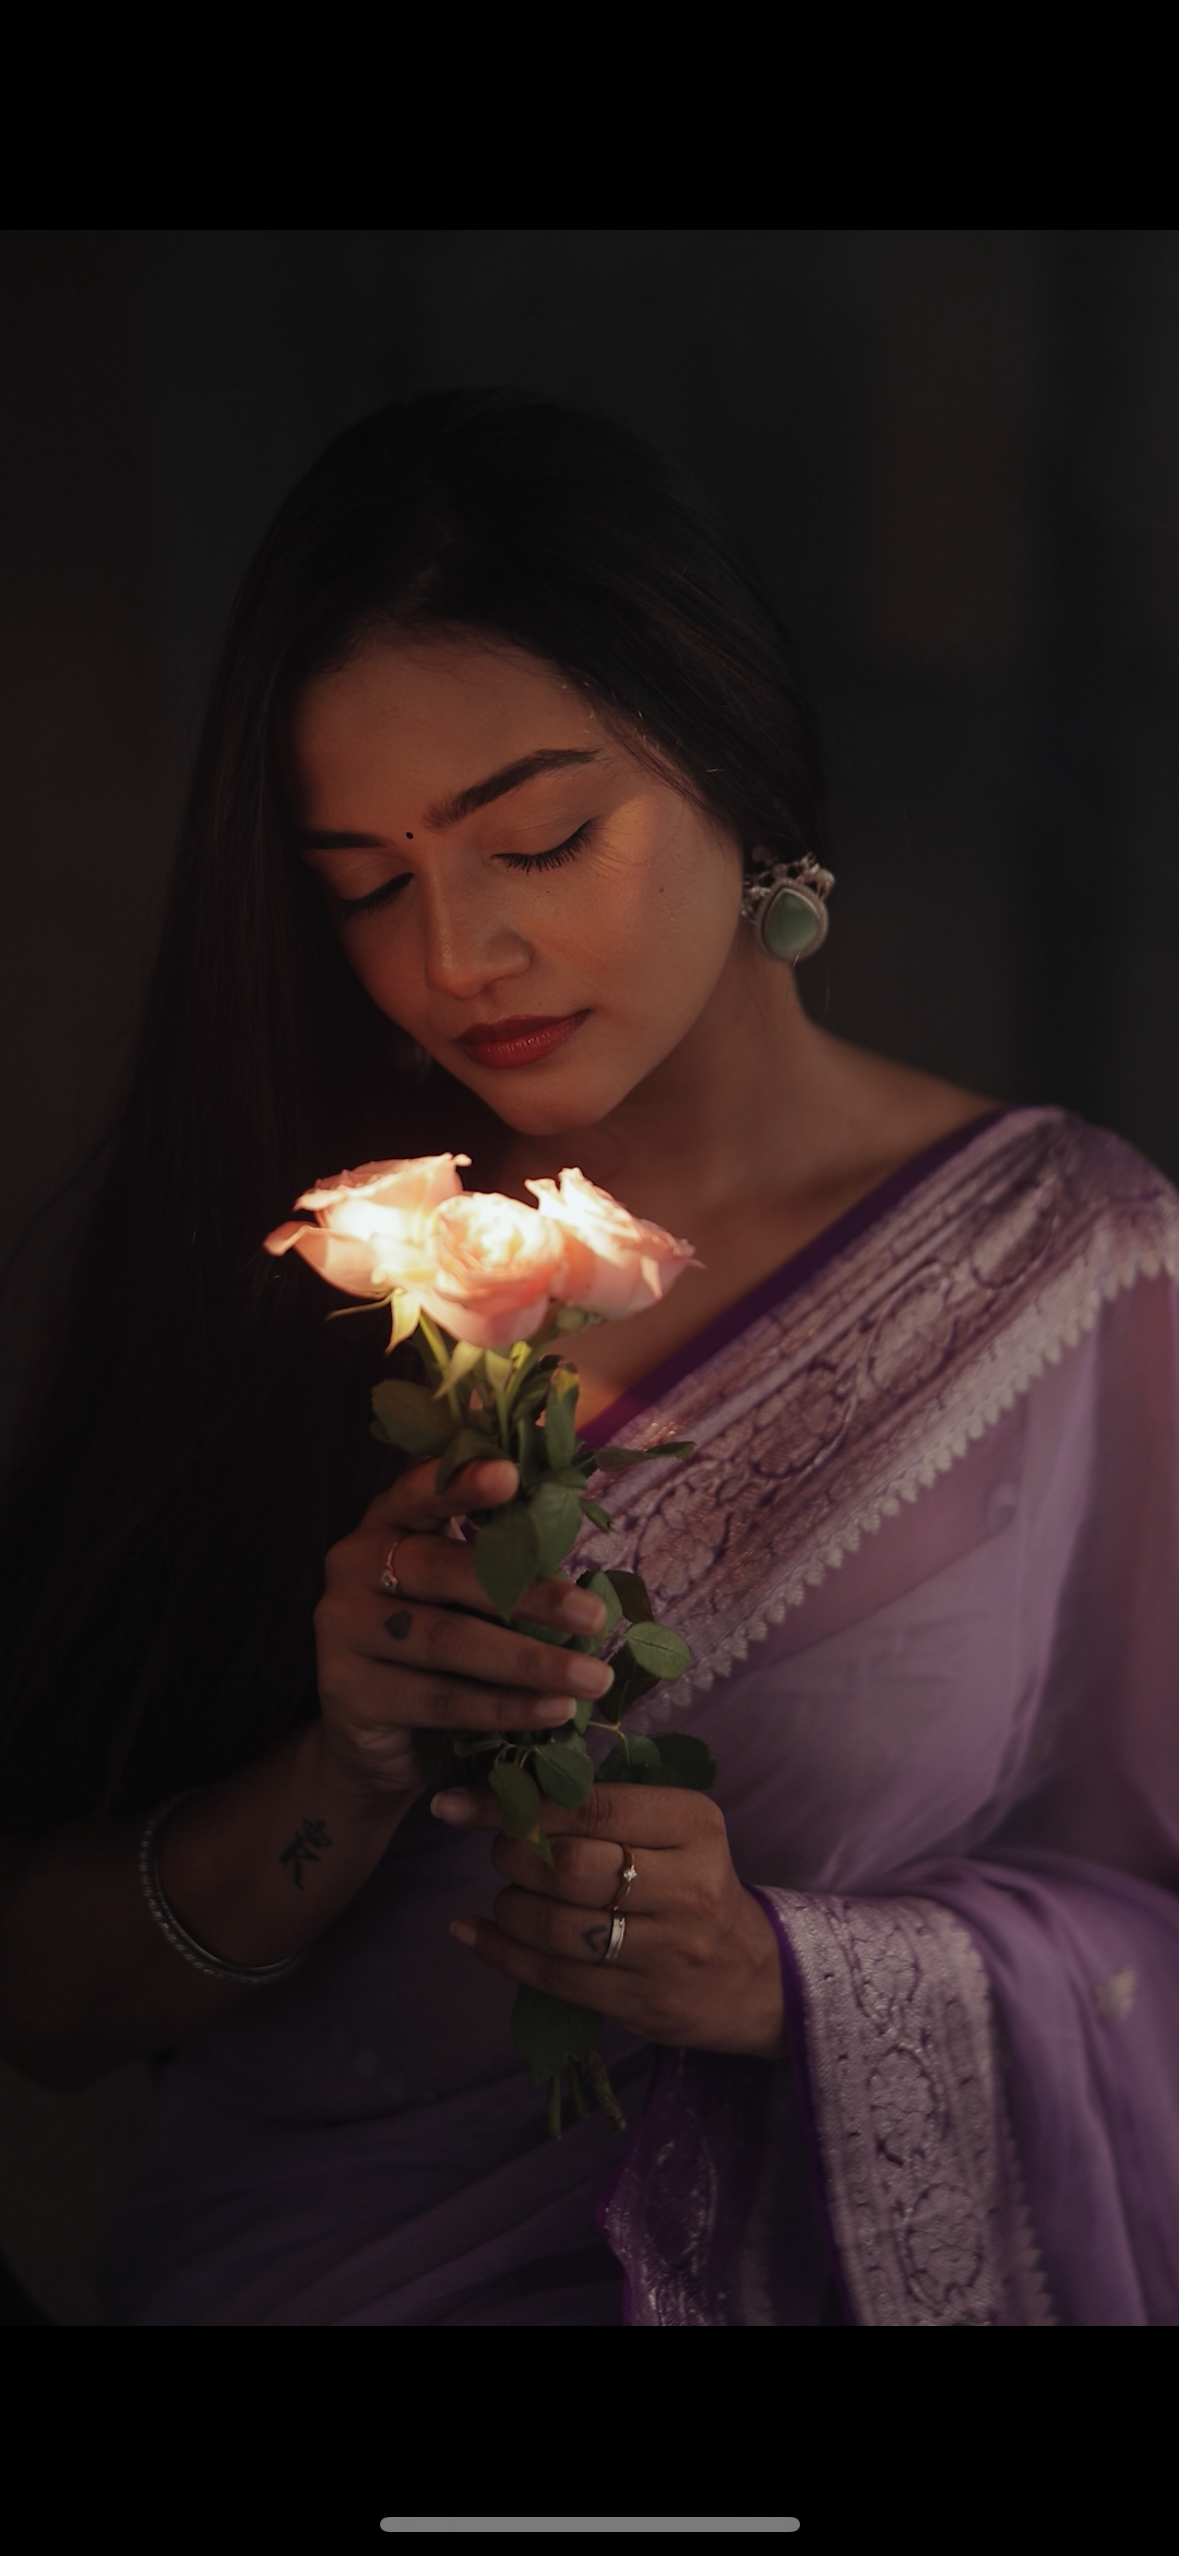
593, 1108, 1179, 2324
103, 1107, 1179, 2323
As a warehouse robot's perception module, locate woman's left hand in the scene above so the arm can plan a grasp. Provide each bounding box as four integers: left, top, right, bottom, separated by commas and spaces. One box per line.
432, 1782, 788, 2061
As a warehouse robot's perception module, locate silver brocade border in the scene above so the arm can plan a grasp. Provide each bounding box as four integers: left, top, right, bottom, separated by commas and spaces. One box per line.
765, 1886, 1056, 2327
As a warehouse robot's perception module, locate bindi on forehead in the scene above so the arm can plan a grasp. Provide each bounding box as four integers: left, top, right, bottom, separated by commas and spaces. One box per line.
293, 748, 604, 857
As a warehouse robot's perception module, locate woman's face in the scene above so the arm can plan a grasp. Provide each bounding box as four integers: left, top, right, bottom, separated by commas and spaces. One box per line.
287, 633, 746, 1136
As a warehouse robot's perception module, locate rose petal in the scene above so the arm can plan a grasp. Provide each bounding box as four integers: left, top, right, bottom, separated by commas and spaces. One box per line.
266, 1224, 389, 1297
263, 1221, 312, 1258
297, 1154, 469, 1214
415, 1284, 553, 1349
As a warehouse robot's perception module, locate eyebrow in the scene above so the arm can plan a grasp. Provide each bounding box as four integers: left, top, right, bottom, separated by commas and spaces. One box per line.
294, 748, 602, 854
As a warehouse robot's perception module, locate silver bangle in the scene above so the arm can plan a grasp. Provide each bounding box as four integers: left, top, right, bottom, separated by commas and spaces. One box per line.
139, 1792, 304, 1987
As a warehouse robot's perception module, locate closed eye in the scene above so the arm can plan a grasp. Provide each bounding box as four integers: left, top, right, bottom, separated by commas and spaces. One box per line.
497, 824, 589, 874
331, 822, 589, 917
333, 870, 413, 917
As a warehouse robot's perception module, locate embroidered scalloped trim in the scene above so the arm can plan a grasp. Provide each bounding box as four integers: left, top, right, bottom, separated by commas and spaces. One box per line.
572, 1114, 1179, 1712
695, 1235, 1179, 1691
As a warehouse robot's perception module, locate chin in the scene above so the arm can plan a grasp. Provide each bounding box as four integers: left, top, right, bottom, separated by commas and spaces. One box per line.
485, 1090, 612, 1139
470, 1065, 638, 1139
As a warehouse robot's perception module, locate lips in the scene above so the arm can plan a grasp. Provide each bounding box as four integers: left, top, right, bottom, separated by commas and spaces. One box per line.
455, 1012, 590, 1069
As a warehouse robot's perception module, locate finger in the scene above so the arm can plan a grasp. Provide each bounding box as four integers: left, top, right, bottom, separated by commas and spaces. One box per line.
370, 1457, 518, 1539
447, 1913, 640, 2021
432, 1780, 724, 1850
376, 1531, 607, 1640
336, 1658, 591, 1733
491, 1883, 654, 1970
490, 1829, 651, 1913
365, 1596, 615, 1708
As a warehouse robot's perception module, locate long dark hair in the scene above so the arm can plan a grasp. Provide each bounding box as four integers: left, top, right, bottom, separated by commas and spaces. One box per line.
0, 388, 828, 1831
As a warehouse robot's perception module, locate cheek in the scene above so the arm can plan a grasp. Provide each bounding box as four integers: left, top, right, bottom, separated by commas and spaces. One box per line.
567, 834, 738, 972
595, 855, 740, 1005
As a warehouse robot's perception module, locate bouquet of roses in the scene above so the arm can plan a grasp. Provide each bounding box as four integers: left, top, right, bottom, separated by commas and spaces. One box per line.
265, 1154, 714, 2135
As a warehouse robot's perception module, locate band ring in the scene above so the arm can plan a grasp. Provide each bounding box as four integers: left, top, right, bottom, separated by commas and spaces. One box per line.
599, 1911, 627, 1967
379, 1535, 409, 1598
610, 1845, 637, 1911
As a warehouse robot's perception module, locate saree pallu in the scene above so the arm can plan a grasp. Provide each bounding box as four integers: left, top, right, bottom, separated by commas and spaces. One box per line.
591, 1106, 1179, 2325
103, 1107, 1179, 2324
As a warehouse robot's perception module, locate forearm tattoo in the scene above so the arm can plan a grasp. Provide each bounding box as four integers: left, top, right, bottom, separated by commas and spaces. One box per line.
279, 1815, 333, 1889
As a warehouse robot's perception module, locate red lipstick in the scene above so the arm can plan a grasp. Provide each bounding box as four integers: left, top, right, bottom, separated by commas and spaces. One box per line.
455, 1012, 590, 1069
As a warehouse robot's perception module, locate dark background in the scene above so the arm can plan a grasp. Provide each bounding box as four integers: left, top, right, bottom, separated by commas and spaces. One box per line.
4, 227, 1179, 1413
2, 227, 1179, 2326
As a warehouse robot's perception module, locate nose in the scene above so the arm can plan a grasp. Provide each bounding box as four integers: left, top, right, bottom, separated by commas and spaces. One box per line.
419, 873, 532, 1001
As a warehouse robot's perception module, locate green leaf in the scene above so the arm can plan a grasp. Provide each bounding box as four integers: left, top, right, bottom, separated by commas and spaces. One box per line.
571, 1695, 594, 1734
605, 1658, 659, 1721
528, 1480, 584, 1578
596, 1732, 663, 1786
434, 1424, 497, 1494
579, 1498, 615, 1533
593, 1440, 695, 1472
510, 1985, 601, 2085
649, 1732, 717, 1791
543, 1367, 580, 1471
578, 1570, 623, 1637
532, 1735, 595, 1808
623, 1621, 692, 1682
605, 1569, 653, 1625
489, 1757, 544, 1841
515, 1410, 544, 1491
371, 1379, 453, 1459
475, 1502, 541, 1620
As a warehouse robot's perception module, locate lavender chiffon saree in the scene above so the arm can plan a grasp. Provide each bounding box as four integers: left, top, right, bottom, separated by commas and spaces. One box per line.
103, 1107, 1179, 2325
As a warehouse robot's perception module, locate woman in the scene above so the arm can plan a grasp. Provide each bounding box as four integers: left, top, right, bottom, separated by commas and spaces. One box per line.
2, 390, 1176, 2326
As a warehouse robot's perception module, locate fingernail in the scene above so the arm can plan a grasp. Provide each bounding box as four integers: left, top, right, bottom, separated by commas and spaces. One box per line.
450, 1919, 478, 1947
533, 1697, 574, 1724
431, 1789, 478, 1821
566, 1656, 615, 1698
557, 1591, 606, 1633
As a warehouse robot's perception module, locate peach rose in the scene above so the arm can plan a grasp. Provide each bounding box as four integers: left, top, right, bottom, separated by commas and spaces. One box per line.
414, 1191, 567, 1348
263, 1153, 469, 1298
526, 1166, 697, 1317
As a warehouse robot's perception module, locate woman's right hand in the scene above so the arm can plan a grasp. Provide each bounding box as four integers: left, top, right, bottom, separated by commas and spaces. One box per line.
311, 1459, 614, 1813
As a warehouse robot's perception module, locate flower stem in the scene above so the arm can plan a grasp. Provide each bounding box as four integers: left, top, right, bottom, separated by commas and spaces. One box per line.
546, 2072, 563, 2140
586, 2050, 626, 2132
415, 1310, 448, 1384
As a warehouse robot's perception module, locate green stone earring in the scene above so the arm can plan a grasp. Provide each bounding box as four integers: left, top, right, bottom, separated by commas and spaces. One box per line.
741, 850, 835, 962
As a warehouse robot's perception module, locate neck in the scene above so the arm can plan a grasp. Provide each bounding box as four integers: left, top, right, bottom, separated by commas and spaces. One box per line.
486, 938, 848, 1232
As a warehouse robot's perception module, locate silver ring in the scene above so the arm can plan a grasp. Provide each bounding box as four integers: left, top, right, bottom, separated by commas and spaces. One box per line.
611, 1845, 637, 1910
378, 1535, 408, 1598
599, 1911, 626, 1967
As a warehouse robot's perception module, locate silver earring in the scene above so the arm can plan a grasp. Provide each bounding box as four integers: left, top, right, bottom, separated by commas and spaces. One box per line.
741, 850, 835, 963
